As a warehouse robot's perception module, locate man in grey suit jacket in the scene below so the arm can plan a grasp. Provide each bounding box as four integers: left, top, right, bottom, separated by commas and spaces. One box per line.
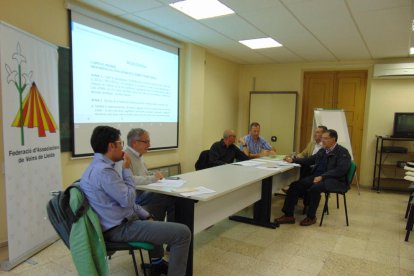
275, 129, 351, 226
124, 128, 175, 223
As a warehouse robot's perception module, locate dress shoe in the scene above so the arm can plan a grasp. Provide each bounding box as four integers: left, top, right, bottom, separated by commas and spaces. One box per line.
150, 259, 168, 276
275, 215, 295, 224
300, 216, 317, 226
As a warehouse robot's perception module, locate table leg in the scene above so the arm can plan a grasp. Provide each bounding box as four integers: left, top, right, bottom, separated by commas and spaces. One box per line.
229, 177, 279, 228
174, 197, 196, 276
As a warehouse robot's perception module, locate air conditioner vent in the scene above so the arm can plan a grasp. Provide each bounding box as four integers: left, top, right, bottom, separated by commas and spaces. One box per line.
373, 63, 414, 79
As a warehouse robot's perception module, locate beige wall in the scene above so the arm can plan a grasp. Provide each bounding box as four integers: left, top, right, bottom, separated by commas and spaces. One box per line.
179, 44, 205, 173
237, 63, 303, 135
363, 78, 414, 188
203, 52, 240, 148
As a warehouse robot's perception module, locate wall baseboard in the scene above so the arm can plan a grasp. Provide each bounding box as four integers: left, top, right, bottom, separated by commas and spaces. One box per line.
0, 241, 7, 248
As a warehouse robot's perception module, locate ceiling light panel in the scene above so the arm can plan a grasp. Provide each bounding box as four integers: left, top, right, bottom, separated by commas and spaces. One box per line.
169, 0, 235, 20
239, 38, 282, 49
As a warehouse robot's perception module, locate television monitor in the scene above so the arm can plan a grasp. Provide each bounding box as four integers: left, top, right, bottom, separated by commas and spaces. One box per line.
392, 113, 414, 138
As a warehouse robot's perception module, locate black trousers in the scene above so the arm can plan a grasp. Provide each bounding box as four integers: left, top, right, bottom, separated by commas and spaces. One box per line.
282, 176, 328, 219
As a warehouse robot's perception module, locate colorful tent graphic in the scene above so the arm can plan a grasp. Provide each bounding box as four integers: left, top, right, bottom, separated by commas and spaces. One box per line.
11, 82, 57, 137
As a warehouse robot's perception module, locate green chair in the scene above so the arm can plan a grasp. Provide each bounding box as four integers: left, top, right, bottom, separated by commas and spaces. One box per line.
106, 241, 154, 276
319, 160, 357, 226
67, 182, 155, 276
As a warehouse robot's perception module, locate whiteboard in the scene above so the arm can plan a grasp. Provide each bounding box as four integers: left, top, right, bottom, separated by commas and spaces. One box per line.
313, 109, 354, 160
249, 92, 297, 154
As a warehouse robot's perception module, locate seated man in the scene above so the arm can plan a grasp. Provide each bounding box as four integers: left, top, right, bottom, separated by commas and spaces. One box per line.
275, 129, 351, 226
209, 129, 249, 167
80, 126, 190, 276
239, 122, 276, 158
284, 125, 328, 179
124, 128, 175, 223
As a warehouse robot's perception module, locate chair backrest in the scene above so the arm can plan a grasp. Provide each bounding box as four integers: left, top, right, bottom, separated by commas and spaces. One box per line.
347, 160, 357, 186
195, 150, 210, 170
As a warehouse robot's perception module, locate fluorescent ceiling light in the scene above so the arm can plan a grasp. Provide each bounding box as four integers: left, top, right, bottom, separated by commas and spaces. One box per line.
239, 38, 283, 49
410, 47, 414, 55
170, 0, 234, 20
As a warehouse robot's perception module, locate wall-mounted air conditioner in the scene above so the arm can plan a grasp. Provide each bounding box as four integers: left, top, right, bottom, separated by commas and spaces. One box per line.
373, 63, 414, 79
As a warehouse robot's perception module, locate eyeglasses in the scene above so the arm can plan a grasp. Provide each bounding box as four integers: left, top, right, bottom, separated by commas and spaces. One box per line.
136, 140, 150, 145
114, 140, 124, 147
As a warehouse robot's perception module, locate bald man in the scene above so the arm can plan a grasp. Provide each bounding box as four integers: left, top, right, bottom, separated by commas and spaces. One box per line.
208, 129, 249, 167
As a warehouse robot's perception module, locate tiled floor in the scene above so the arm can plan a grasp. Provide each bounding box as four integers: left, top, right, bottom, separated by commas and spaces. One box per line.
1, 187, 414, 275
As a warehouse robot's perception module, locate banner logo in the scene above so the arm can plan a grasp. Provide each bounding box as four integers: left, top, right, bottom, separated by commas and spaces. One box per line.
5, 43, 57, 145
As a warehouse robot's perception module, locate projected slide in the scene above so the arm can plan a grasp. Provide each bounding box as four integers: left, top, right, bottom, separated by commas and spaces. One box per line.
71, 13, 179, 156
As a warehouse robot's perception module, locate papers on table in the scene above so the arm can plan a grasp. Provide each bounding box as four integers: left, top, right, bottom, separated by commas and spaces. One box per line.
233, 159, 300, 168
147, 179, 185, 188
256, 166, 282, 171
266, 160, 301, 167
233, 160, 266, 166
174, 186, 216, 197
145, 180, 216, 197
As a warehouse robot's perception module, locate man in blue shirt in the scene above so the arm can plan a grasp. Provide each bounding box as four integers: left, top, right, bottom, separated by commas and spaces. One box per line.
239, 122, 275, 158
80, 126, 190, 276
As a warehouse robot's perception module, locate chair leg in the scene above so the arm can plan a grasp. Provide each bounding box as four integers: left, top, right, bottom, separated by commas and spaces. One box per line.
320, 193, 329, 226
129, 249, 140, 276
138, 249, 148, 276
343, 193, 349, 226
405, 194, 414, 219
140, 250, 153, 274
336, 193, 339, 209
326, 194, 329, 215
405, 204, 414, 241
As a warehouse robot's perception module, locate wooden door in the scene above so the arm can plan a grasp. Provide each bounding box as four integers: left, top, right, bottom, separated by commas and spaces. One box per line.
301, 70, 367, 176
301, 72, 335, 148
334, 71, 367, 169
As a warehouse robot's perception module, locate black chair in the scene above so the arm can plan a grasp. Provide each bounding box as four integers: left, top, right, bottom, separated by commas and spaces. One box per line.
405, 183, 414, 219
319, 160, 357, 226
405, 197, 414, 241
195, 150, 210, 170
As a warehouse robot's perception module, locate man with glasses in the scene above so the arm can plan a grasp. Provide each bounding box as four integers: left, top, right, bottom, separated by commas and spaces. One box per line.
274, 129, 351, 226
80, 126, 190, 275
124, 128, 175, 224
208, 129, 249, 167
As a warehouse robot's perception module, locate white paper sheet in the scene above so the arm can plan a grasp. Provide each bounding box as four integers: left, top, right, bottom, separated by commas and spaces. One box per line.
233, 160, 267, 167
256, 166, 283, 171
265, 160, 301, 167
147, 179, 185, 188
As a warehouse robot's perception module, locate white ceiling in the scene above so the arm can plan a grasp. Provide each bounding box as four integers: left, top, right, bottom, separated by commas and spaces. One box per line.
75, 0, 414, 64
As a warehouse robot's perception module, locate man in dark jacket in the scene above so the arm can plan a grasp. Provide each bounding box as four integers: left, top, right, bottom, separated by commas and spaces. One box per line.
275, 129, 351, 226
209, 129, 249, 167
